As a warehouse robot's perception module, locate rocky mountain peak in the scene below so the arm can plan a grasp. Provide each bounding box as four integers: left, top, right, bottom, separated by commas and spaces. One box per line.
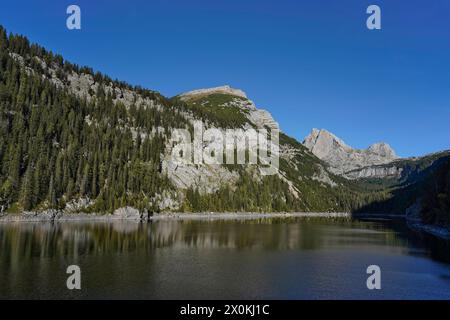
367, 142, 397, 158
303, 129, 352, 158
179, 85, 248, 100
177, 85, 279, 130
303, 128, 398, 176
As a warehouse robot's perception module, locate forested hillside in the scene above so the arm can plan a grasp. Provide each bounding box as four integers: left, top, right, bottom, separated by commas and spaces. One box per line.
354, 154, 450, 223
0, 25, 448, 222
421, 157, 450, 227
0, 26, 187, 213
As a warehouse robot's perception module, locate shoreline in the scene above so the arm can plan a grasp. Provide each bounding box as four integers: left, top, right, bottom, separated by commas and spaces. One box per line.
151, 212, 354, 221
0, 211, 354, 223
407, 221, 450, 240
0, 211, 406, 223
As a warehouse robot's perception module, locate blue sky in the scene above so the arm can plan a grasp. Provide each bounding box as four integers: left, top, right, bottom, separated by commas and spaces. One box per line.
1, 0, 449, 157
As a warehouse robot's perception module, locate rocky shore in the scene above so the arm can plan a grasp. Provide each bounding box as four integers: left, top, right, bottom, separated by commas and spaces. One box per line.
404, 200, 450, 240
406, 221, 450, 240
0, 207, 149, 223
150, 212, 352, 221
0, 209, 352, 223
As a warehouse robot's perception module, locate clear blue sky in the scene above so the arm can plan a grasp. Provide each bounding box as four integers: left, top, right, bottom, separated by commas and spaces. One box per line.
1, 0, 449, 157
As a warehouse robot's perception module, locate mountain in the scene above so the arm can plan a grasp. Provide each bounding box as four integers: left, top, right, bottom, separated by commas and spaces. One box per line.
303, 128, 398, 177
353, 153, 450, 228
1, 25, 383, 215
176, 85, 279, 130
302, 128, 450, 219
303, 128, 450, 186
0, 25, 448, 226
302, 128, 450, 192
167, 86, 371, 212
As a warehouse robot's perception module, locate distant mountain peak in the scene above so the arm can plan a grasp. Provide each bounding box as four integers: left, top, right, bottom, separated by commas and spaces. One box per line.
303, 128, 398, 175
305, 128, 352, 153
367, 142, 397, 158
179, 85, 248, 100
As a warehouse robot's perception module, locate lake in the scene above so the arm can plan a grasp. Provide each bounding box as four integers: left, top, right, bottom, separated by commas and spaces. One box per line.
1, 217, 450, 299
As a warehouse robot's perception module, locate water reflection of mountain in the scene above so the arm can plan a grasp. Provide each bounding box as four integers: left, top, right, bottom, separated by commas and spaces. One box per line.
1, 217, 438, 262
2, 218, 450, 300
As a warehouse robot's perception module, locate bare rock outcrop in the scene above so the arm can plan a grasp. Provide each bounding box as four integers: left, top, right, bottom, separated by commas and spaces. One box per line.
179, 85, 279, 130
163, 86, 280, 195
179, 85, 247, 100
113, 207, 144, 220
345, 165, 403, 179
303, 128, 398, 176
162, 157, 239, 194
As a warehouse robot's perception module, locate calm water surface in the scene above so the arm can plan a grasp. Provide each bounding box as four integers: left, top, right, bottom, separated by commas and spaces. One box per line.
1, 217, 450, 299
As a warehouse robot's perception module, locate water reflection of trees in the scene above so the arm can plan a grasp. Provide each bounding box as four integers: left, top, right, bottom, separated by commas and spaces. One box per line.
0, 218, 418, 262
355, 217, 450, 264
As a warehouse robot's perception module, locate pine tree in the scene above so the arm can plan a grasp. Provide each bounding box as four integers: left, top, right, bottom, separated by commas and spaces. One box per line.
48, 174, 57, 207
20, 164, 34, 210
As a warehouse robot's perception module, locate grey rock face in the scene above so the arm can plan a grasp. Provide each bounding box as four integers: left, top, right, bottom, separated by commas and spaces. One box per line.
64, 198, 93, 212
345, 165, 403, 179
113, 206, 142, 219
180, 85, 279, 130
162, 155, 240, 194
163, 86, 280, 195
303, 128, 398, 176
152, 191, 181, 211
179, 85, 248, 100
246, 107, 279, 130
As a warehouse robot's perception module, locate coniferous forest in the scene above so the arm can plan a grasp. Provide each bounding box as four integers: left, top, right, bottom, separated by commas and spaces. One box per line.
0, 26, 188, 213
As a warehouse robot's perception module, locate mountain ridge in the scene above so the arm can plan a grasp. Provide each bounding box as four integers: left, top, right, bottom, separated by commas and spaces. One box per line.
303, 128, 398, 177
1, 25, 355, 214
